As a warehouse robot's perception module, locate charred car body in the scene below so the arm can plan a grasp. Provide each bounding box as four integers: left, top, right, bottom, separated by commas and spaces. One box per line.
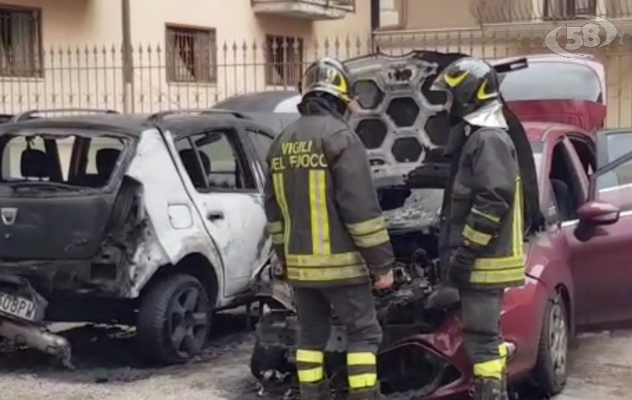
0, 109, 282, 365
249, 52, 629, 399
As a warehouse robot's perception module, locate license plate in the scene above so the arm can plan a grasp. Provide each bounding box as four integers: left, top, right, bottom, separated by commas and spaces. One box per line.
0, 291, 37, 321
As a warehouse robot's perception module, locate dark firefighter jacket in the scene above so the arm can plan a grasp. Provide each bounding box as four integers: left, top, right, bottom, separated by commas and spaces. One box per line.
264, 102, 395, 287
442, 124, 526, 289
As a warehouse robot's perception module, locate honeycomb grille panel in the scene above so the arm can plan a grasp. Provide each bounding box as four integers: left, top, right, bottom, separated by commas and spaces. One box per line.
345, 53, 451, 176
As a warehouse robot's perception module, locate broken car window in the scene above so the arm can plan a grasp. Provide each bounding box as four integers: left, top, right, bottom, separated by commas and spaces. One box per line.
192, 130, 254, 191
246, 128, 274, 164
0, 131, 127, 191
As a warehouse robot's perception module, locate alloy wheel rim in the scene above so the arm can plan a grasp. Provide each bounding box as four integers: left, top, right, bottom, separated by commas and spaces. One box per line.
549, 302, 568, 381
167, 286, 209, 359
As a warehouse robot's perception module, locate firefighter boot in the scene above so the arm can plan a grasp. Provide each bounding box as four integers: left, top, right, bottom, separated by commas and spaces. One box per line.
346, 386, 384, 400
472, 378, 504, 400
299, 381, 331, 400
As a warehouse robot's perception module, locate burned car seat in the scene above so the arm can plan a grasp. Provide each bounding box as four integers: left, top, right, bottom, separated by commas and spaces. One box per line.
179, 149, 210, 188
21, 148, 49, 180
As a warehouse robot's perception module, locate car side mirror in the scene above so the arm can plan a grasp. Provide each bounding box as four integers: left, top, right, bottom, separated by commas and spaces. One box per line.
577, 200, 620, 226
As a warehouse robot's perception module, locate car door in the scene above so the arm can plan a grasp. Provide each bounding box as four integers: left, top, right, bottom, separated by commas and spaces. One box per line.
175, 126, 270, 298
243, 125, 275, 183
542, 135, 593, 326
567, 137, 632, 329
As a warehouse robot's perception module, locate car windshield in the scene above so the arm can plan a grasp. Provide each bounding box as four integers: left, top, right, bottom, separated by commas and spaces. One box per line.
0, 130, 126, 192
500, 61, 602, 103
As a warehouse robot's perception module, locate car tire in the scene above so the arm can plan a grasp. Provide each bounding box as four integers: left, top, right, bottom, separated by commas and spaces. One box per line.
531, 292, 569, 396
137, 273, 211, 364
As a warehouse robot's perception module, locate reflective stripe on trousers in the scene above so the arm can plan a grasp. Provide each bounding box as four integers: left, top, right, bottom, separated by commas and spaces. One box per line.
347, 351, 378, 389
296, 349, 325, 383
473, 343, 508, 380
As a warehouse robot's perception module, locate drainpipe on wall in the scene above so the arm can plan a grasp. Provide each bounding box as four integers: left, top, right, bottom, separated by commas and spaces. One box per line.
370, 0, 380, 52
121, 0, 134, 113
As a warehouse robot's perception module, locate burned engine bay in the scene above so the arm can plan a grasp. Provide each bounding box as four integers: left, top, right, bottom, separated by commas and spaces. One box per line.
251, 51, 539, 398
250, 189, 463, 398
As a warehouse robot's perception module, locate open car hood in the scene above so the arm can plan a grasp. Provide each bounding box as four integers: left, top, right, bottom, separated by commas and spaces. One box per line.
343, 52, 542, 232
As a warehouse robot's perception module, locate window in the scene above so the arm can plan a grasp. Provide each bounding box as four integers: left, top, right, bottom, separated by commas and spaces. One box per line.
166, 25, 216, 83
176, 130, 254, 191
265, 35, 304, 86
0, 6, 42, 77
0, 131, 126, 189
542, 180, 561, 226
544, 0, 596, 19
246, 128, 274, 162
604, 132, 632, 165
500, 62, 602, 103
569, 137, 596, 179
596, 132, 632, 191
549, 142, 584, 221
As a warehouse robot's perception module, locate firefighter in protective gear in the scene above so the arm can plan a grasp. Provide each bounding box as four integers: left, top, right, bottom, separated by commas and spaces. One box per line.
264, 57, 395, 400
429, 57, 525, 400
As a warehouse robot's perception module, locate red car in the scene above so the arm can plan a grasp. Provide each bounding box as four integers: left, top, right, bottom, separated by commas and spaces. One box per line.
249, 52, 632, 399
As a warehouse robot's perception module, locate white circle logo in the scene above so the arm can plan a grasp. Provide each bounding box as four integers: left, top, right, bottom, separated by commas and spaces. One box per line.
545, 15, 618, 58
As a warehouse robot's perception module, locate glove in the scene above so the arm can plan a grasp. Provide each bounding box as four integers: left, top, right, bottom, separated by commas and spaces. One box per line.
448, 245, 477, 287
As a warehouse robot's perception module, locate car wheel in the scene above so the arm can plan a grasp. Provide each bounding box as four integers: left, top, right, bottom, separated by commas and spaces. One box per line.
137, 273, 211, 364
531, 292, 569, 395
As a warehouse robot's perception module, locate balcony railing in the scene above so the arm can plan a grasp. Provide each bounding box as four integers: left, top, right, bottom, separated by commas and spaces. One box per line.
251, 0, 355, 20
470, 0, 632, 24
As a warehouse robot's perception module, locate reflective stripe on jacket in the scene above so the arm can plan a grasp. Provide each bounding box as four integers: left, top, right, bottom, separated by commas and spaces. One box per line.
264, 107, 395, 287
447, 126, 526, 289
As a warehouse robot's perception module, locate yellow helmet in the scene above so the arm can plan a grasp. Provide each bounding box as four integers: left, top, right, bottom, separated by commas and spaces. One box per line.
301, 57, 352, 104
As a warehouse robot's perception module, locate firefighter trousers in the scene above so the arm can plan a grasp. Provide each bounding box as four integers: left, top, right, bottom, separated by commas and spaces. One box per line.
460, 288, 507, 380
294, 284, 383, 392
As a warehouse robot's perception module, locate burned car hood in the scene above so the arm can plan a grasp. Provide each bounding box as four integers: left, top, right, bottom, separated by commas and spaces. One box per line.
344, 52, 542, 233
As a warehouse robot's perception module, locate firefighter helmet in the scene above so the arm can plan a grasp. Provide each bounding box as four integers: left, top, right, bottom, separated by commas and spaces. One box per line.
431, 58, 500, 115
301, 57, 353, 104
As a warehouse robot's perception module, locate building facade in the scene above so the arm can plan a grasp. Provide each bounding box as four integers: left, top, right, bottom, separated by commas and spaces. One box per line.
1, 0, 632, 127
0, 0, 371, 114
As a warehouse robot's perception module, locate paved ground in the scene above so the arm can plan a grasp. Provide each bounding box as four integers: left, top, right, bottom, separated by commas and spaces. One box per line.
0, 316, 630, 400
556, 330, 632, 400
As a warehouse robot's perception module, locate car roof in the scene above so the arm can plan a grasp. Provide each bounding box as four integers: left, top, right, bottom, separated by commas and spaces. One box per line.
0, 111, 259, 138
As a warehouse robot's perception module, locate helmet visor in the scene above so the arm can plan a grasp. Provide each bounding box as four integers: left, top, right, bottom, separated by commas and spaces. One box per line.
430, 72, 449, 92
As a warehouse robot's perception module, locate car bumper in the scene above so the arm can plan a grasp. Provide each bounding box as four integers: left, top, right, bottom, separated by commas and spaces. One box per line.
255, 309, 469, 399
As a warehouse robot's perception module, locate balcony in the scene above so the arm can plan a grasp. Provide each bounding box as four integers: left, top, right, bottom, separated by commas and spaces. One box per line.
470, 0, 632, 24
251, 0, 355, 20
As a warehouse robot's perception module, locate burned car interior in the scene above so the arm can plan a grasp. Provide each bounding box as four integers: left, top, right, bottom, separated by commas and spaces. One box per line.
0, 134, 125, 190
176, 128, 255, 191
251, 51, 543, 397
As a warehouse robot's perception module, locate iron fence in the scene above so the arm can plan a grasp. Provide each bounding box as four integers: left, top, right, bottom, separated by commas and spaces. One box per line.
1, 32, 632, 127
471, 0, 632, 24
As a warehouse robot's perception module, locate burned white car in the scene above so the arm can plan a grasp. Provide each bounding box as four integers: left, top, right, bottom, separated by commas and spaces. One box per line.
0, 108, 282, 365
